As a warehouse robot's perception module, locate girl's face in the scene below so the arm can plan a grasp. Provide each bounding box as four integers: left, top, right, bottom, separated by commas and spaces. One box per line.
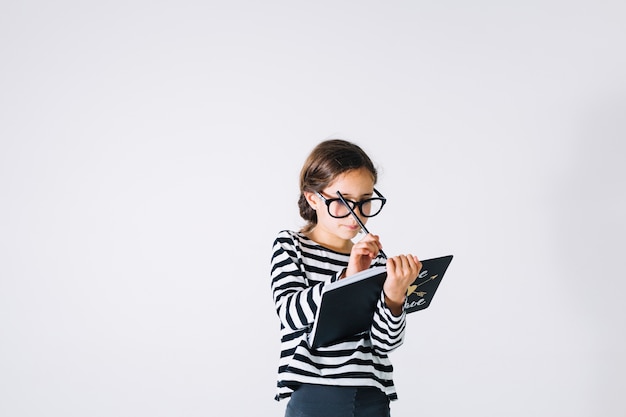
305, 167, 375, 252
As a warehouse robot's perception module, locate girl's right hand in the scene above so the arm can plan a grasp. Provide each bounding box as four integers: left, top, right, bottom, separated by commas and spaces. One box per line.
345, 233, 383, 278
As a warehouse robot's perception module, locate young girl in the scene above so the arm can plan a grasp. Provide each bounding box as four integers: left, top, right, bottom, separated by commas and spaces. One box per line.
271, 139, 422, 417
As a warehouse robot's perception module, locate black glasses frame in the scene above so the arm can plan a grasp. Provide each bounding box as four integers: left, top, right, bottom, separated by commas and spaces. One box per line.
315, 188, 387, 219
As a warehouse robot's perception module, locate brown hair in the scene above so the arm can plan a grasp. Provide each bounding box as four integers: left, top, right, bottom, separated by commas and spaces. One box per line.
298, 139, 378, 233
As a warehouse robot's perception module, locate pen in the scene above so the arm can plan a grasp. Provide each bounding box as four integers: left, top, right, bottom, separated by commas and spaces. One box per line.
336, 190, 388, 259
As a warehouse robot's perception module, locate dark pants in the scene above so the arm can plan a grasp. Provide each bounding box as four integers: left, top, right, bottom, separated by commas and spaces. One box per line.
285, 384, 391, 417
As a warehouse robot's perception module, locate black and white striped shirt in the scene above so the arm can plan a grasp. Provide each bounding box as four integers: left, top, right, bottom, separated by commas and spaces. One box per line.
270, 230, 406, 402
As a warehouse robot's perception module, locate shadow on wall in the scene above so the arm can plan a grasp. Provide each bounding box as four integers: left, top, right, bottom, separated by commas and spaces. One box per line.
554, 93, 626, 352
552, 95, 626, 413
554, 96, 625, 308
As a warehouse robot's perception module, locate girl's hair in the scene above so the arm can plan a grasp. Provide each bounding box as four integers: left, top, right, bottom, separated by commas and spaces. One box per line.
298, 139, 378, 233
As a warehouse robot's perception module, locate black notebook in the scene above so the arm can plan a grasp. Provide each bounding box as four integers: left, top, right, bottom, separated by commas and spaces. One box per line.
308, 255, 453, 349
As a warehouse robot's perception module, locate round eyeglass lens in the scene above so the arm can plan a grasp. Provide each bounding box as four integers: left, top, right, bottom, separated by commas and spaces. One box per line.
361, 199, 383, 217
328, 200, 350, 218
328, 198, 384, 218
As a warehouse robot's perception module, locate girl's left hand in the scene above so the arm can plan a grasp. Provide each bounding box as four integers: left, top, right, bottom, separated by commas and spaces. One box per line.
383, 254, 422, 315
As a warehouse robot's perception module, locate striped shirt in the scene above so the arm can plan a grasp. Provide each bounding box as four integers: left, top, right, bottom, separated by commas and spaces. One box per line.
270, 230, 406, 402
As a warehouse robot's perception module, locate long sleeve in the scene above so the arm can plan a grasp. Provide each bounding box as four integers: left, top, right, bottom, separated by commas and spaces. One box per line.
270, 231, 342, 331
271, 236, 323, 331
370, 294, 406, 354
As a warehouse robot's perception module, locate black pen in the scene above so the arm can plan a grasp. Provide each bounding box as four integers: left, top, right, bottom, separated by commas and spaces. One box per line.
336, 190, 388, 259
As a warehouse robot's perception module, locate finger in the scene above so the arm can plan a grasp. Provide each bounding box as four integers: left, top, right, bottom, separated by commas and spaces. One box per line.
385, 257, 397, 272
413, 256, 423, 273
351, 247, 374, 258
389, 257, 407, 278
393, 255, 420, 281
361, 240, 383, 254
358, 233, 375, 242
359, 233, 383, 249
407, 255, 422, 271
395, 255, 410, 270
351, 244, 378, 260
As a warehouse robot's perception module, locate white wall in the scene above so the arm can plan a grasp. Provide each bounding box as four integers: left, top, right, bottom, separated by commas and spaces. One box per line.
1, 1, 624, 416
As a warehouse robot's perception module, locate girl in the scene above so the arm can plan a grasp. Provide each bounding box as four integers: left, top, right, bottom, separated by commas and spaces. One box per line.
271, 139, 422, 417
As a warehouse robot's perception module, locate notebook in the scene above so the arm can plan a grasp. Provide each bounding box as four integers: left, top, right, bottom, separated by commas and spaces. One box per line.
308, 255, 453, 348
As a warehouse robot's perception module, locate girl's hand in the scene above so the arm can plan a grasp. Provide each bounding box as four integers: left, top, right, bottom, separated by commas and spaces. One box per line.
345, 233, 383, 278
383, 254, 422, 315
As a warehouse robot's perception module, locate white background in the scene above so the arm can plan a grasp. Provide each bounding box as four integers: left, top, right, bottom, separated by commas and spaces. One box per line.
1, 1, 625, 416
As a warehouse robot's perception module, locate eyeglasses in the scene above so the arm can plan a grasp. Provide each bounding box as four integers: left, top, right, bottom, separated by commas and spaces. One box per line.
315, 188, 387, 219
